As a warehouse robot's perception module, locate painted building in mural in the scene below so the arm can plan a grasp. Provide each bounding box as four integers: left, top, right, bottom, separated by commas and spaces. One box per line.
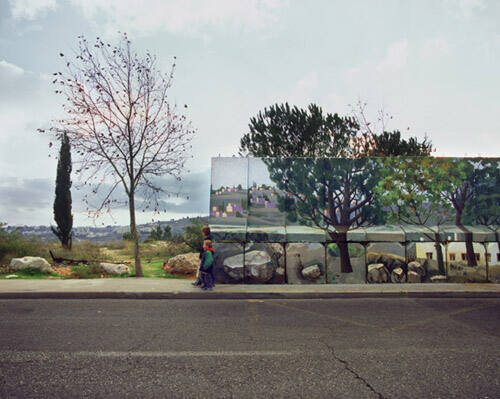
415, 242, 500, 267
209, 157, 500, 285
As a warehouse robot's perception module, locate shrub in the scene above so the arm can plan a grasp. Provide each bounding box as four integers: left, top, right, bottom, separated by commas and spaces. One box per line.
171, 234, 184, 244
140, 241, 190, 260
47, 241, 102, 263
148, 224, 172, 241
182, 219, 204, 252
71, 263, 101, 279
104, 240, 127, 250
122, 232, 134, 241
0, 223, 49, 264
16, 267, 50, 276
327, 243, 363, 258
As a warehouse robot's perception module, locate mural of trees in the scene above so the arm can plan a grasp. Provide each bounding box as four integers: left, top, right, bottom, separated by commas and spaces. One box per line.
209, 156, 499, 283
426, 158, 496, 267
376, 157, 452, 274
376, 157, 500, 268
265, 158, 382, 273
465, 158, 500, 252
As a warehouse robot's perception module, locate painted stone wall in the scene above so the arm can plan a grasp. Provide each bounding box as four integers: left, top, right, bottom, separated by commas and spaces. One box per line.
210, 157, 500, 284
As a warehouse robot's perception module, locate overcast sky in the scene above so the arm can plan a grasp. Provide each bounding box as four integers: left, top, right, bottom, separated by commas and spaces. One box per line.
0, 0, 499, 227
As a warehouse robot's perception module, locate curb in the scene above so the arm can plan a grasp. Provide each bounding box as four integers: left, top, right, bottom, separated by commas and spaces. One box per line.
0, 291, 499, 300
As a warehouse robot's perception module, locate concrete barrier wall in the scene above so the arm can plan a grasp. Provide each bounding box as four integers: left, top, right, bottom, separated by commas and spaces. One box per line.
209, 157, 500, 284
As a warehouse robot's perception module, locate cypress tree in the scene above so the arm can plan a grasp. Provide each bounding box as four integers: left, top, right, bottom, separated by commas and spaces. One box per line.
51, 133, 73, 249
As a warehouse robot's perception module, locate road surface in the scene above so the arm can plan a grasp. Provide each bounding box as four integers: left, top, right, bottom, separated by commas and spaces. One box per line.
0, 298, 499, 398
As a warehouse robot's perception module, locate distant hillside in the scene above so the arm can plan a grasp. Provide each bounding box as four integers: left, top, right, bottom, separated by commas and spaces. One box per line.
5, 216, 209, 243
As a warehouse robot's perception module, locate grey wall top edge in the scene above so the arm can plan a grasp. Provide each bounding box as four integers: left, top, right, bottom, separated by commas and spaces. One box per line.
212, 156, 500, 160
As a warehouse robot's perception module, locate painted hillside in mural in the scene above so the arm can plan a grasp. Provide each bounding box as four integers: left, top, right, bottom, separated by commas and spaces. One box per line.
210, 157, 499, 284
209, 158, 248, 228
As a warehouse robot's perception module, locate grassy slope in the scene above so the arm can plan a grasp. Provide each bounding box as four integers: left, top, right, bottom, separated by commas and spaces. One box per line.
0, 239, 192, 279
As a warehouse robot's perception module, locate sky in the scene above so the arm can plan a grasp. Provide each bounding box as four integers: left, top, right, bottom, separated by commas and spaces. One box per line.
0, 0, 499, 227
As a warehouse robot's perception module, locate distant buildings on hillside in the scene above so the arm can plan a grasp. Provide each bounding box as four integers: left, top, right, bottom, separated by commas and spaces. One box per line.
210, 184, 281, 218
249, 185, 277, 208
211, 203, 245, 218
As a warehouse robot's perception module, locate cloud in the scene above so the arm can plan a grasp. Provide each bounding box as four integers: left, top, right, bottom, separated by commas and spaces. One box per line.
0, 177, 52, 214
345, 66, 361, 83
295, 71, 318, 92
0, 59, 60, 179
70, 169, 210, 216
420, 37, 451, 61
0, 169, 210, 226
0, 59, 24, 75
443, 0, 487, 18
8, 0, 57, 20
151, 170, 210, 214
377, 38, 409, 71
68, 0, 288, 36
0, 59, 50, 105
287, 71, 320, 106
325, 92, 348, 115
0, 58, 209, 225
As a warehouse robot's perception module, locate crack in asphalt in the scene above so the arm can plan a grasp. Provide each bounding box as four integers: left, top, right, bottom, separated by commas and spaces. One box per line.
321, 339, 386, 399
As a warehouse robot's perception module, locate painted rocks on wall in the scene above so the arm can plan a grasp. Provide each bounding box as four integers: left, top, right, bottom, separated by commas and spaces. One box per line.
366, 242, 407, 283
244, 243, 285, 284
286, 243, 326, 284
213, 242, 245, 284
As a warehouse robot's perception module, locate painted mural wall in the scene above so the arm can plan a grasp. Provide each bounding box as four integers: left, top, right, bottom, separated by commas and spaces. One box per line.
209, 157, 500, 284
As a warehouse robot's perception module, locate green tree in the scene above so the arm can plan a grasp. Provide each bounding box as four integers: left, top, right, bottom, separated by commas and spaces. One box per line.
149, 224, 162, 240
378, 157, 494, 268
182, 219, 204, 252
163, 225, 172, 241
358, 130, 433, 157
267, 158, 383, 273
239, 103, 358, 157
375, 157, 452, 274
349, 99, 433, 157
239, 102, 435, 273
239, 103, 433, 158
441, 158, 478, 266
464, 158, 500, 252
148, 223, 172, 241
122, 231, 134, 241
171, 233, 184, 244
51, 132, 73, 250
420, 158, 479, 266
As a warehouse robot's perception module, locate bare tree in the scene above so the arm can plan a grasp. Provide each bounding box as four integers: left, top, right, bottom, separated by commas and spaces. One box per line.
349, 99, 433, 157
39, 34, 194, 276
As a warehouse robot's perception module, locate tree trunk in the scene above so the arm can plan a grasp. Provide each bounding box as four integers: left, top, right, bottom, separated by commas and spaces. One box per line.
336, 232, 353, 274
464, 232, 477, 266
455, 209, 477, 266
129, 193, 143, 277
434, 233, 446, 275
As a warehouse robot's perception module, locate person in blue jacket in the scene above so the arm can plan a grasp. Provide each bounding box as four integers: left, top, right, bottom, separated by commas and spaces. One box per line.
192, 226, 213, 286
199, 239, 215, 291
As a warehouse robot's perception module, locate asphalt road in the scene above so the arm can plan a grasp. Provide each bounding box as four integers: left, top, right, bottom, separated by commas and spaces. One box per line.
0, 298, 499, 398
